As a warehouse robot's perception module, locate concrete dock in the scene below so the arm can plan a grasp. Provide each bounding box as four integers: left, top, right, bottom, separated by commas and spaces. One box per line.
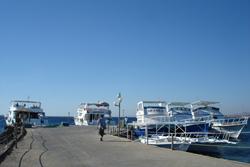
1, 126, 249, 167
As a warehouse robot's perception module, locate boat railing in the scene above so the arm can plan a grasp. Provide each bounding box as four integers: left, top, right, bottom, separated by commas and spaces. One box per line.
136, 115, 211, 126
193, 115, 212, 121
181, 116, 248, 125
179, 115, 211, 123
12, 104, 42, 111
212, 117, 248, 126
0, 125, 26, 159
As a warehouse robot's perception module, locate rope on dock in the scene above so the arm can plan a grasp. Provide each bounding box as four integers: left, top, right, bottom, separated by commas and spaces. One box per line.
18, 131, 34, 167
39, 135, 48, 167
17, 131, 48, 167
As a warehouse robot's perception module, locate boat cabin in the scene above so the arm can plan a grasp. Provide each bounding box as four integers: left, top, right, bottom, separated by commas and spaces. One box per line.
75, 101, 111, 126
190, 101, 223, 119
136, 101, 167, 123
6, 100, 45, 127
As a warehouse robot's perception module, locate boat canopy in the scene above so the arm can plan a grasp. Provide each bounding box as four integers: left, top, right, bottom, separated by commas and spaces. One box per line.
191, 101, 219, 106
167, 102, 190, 107
12, 100, 41, 104
11, 100, 41, 110
96, 101, 109, 107
139, 101, 167, 107
79, 101, 110, 109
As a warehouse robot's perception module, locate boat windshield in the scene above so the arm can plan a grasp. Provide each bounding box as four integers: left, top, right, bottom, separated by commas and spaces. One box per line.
137, 101, 166, 111
194, 107, 224, 119
170, 107, 192, 121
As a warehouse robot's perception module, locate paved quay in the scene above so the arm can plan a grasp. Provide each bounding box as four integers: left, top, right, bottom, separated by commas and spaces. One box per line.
1, 126, 249, 167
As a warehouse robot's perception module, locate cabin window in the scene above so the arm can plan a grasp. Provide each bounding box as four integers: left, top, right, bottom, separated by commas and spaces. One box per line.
138, 103, 143, 110
85, 114, 90, 120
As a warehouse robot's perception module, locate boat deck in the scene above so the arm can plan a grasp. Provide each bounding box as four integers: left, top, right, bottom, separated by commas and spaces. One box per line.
1, 126, 249, 167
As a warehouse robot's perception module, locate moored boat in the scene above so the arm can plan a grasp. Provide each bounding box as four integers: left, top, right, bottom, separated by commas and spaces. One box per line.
140, 134, 191, 151
134, 101, 209, 137
190, 101, 248, 139
6, 100, 45, 127
74, 101, 111, 126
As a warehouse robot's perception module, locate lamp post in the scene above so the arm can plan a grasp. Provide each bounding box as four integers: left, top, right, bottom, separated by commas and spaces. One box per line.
114, 93, 123, 137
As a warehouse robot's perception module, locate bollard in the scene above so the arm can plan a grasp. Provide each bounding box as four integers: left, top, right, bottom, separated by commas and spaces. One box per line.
145, 124, 148, 145
107, 122, 109, 134
131, 129, 133, 140
14, 125, 17, 149
171, 134, 174, 150
127, 126, 129, 139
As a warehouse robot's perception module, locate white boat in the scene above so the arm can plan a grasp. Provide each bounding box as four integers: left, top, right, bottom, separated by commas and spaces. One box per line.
6, 100, 45, 127
178, 136, 237, 145
140, 135, 191, 151
190, 101, 248, 139
136, 101, 168, 124
134, 101, 209, 134
74, 101, 111, 126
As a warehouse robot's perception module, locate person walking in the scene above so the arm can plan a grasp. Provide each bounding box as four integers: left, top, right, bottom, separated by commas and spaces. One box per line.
97, 115, 106, 141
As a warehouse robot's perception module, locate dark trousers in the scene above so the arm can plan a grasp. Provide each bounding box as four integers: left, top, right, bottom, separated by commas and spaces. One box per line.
99, 127, 105, 137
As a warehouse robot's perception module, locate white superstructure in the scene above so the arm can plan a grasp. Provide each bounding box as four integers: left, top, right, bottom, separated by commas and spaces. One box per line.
74, 101, 111, 126
136, 101, 168, 124
6, 100, 45, 127
167, 102, 192, 121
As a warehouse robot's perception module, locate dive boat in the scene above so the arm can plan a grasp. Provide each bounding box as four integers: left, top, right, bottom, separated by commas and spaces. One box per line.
140, 134, 191, 151
74, 101, 111, 126
135, 101, 209, 134
134, 101, 209, 138
190, 101, 248, 139
6, 100, 45, 127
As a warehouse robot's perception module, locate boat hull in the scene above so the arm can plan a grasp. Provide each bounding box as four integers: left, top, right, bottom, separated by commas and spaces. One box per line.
140, 137, 191, 152
212, 124, 246, 139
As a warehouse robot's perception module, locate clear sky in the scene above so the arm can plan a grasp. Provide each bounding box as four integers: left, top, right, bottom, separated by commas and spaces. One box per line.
0, 0, 249, 116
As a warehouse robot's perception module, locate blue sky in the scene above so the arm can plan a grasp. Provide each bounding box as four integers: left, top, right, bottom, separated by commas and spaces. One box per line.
0, 0, 249, 116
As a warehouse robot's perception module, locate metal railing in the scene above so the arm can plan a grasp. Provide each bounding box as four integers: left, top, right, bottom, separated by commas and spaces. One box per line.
212, 117, 248, 126
0, 125, 26, 161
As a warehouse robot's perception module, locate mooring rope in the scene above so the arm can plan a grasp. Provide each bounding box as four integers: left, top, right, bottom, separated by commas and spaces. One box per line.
39, 135, 48, 167
18, 131, 34, 167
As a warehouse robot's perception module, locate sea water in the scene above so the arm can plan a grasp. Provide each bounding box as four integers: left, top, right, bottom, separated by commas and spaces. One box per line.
187, 119, 250, 163
216, 120, 250, 163
42, 116, 136, 126
0, 116, 136, 130
43, 116, 75, 126
0, 115, 7, 133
